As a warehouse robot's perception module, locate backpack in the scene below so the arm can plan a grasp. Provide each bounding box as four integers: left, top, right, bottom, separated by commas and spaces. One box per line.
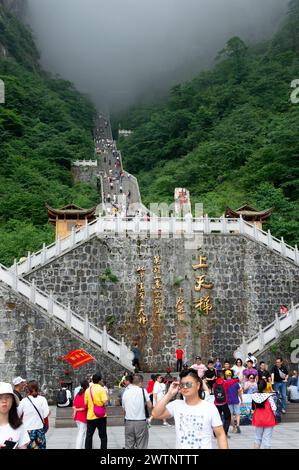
214, 383, 226, 403
252, 398, 277, 427
56, 388, 67, 405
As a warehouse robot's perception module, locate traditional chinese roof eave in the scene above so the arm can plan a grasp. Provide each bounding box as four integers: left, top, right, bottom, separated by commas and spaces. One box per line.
46, 203, 97, 219
225, 206, 274, 221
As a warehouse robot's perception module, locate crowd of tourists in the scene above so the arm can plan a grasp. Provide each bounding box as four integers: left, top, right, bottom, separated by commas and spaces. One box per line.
1, 353, 298, 450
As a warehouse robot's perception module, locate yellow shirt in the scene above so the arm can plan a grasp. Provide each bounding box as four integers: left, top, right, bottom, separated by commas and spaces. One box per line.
85, 384, 108, 420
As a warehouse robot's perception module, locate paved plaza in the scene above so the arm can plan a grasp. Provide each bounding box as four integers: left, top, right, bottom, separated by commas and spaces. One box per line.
46, 408, 299, 450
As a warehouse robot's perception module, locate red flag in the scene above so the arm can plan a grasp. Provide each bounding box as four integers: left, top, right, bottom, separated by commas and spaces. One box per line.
62, 349, 95, 368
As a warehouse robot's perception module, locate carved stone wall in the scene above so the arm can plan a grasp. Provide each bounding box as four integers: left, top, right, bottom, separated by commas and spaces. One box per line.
25, 234, 299, 369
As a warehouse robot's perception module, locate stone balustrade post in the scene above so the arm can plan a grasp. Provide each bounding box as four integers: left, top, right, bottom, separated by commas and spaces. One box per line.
102, 325, 108, 352
290, 300, 297, 327
96, 217, 103, 234
241, 335, 247, 360
71, 227, 76, 245
258, 325, 265, 351
66, 302, 72, 328
120, 337, 127, 362
267, 230, 273, 250
221, 216, 228, 234
27, 252, 32, 272
280, 237, 286, 257
41, 243, 47, 264
253, 223, 258, 241
48, 291, 54, 315
239, 215, 244, 234
84, 315, 90, 340
204, 215, 210, 234
85, 220, 89, 239
274, 313, 281, 338
55, 237, 61, 256
30, 279, 36, 303
12, 259, 18, 290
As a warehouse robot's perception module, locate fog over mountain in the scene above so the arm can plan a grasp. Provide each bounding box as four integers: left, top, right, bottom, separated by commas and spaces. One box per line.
26, 0, 289, 112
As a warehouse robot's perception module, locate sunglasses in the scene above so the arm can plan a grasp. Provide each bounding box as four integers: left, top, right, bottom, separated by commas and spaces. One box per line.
179, 382, 193, 389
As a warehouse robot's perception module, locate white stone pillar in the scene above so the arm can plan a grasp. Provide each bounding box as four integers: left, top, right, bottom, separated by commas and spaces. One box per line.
27, 252, 32, 272
84, 315, 90, 340
66, 302, 72, 328
48, 291, 54, 315
30, 279, 36, 303
102, 325, 108, 352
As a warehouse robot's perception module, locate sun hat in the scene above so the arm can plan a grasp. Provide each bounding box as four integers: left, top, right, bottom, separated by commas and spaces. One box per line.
0, 382, 20, 405
12, 376, 26, 386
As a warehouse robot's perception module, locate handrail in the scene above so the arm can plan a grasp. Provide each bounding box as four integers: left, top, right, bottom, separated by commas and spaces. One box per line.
0, 263, 134, 368
235, 303, 299, 358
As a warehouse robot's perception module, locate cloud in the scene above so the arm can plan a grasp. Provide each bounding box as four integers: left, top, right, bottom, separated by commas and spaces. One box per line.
26, 0, 289, 112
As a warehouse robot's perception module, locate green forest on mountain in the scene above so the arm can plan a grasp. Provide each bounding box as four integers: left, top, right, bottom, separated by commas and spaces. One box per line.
0, 0, 298, 266
0, 5, 98, 265
117, 0, 299, 247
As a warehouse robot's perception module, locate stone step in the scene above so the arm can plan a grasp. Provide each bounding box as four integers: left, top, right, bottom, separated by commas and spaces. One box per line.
281, 415, 299, 422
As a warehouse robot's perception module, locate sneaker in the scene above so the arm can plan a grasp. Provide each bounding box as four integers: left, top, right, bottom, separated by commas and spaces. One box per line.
282, 409, 286, 414
162, 422, 168, 426
236, 426, 241, 434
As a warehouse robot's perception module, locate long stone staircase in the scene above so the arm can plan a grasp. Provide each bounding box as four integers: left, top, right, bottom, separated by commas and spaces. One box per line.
0, 263, 134, 371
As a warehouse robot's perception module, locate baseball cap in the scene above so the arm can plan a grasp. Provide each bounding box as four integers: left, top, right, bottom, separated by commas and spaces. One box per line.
225, 370, 232, 376
12, 376, 26, 386
0, 382, 20, 406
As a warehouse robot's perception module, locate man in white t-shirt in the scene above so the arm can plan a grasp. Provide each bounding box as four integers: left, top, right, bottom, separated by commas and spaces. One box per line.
151, 369, 228, 449
122, 374, 152, 449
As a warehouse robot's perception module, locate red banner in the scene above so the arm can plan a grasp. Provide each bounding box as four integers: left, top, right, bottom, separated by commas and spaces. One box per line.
62, 349, 95, 368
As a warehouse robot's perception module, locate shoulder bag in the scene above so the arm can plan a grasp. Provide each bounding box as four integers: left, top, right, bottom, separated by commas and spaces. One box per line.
27, 396, 49, 433
90, 386, 106, 418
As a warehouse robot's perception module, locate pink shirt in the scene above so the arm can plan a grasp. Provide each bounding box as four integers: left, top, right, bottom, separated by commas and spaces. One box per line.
73, 391, 87, 423
191, 363, 207, 378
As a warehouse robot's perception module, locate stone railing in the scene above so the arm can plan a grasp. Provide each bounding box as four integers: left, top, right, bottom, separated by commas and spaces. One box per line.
234, 301, 299, 359
10, 216, 299, 276
0, 263, 134, 370
73, 160, 97, 167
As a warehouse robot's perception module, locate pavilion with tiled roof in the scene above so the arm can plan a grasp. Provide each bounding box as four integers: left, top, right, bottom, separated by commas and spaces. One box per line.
46, 203, 96, 240
225, 204, 273, 230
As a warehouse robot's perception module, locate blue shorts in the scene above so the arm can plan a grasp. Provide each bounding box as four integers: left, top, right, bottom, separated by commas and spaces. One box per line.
228, 404, 240, 415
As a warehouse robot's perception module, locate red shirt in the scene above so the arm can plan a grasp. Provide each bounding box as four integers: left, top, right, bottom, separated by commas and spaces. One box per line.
175, 349, 184, 360
146, 379, 155, 395
213, 378, 239, 405
73, 391, 87, 423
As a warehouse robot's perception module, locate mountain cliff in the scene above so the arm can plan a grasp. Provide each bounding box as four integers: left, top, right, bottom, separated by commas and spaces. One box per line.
0, 2, 97, 265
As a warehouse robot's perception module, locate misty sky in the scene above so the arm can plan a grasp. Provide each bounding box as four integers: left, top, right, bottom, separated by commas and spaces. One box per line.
26, 0, 289, 112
